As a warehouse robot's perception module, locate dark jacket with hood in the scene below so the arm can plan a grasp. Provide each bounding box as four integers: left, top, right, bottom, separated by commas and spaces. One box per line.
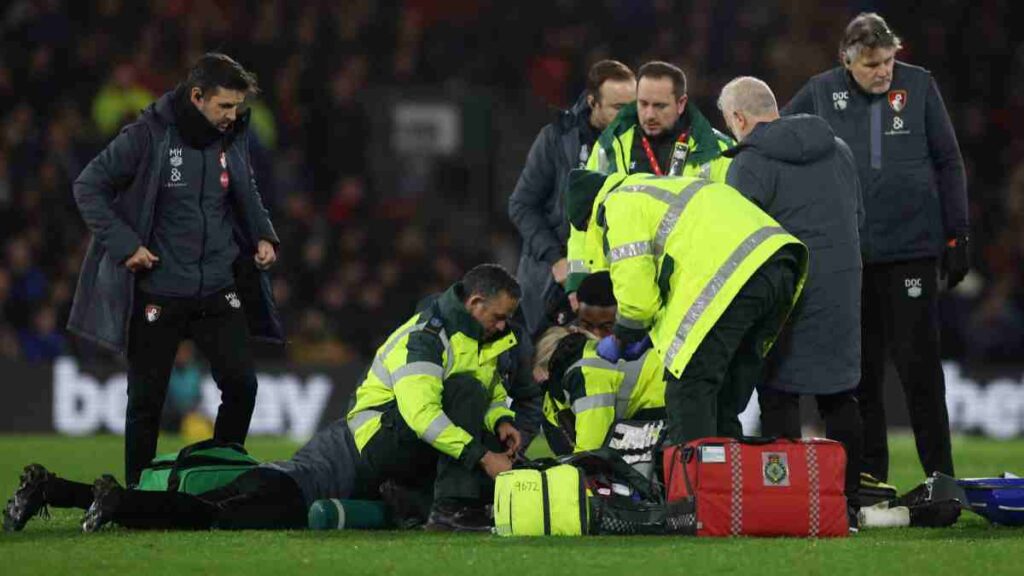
508, 93, 597, 336
68, 87, 282, 353
725, 114, 863, 394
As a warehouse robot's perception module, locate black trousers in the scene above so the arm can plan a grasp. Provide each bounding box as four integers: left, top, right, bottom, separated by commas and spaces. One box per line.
859, 259, 954, 481
359, 375, 501, 506
40, 468, 306, 530
665, 257, 799, 445
125, 287, 257, 486
759, 389, 862, 509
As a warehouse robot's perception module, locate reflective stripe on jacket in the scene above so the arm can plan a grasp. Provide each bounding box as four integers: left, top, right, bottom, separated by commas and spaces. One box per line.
603, 175, 808, 377
564, 340, 666, 452
346, 284, 517, 460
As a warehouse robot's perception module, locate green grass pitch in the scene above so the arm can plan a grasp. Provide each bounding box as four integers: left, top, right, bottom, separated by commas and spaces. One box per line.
0, 434, 1022, 575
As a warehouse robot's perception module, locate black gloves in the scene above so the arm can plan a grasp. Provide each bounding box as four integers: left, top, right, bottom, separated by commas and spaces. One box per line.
940, 233, 970, 290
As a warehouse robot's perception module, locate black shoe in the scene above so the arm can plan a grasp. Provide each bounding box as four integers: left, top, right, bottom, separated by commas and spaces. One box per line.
908, 500, 961, 527
424, 501, 493, 533
3, 464, 53, 532
81, 475, 123, 533
380, 481, 430, 530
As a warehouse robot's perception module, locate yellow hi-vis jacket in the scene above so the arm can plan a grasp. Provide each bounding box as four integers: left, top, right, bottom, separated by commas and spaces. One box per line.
603, 174, 808, 378
565, 102, 734, 292
561, 339, 666, 452
346, 284, 517, 462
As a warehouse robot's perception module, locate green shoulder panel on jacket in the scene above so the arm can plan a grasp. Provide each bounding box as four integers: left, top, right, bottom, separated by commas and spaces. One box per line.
685, 104, 734, 168
403, 329, 446, 366
592, 102, 735, 177
593, 102, 639, 174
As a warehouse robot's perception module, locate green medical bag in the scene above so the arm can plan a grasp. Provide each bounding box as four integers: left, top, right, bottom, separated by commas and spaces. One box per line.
137, 439, 260, 495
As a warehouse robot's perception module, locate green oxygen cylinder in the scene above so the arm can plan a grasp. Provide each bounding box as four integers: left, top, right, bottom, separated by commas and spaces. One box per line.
308, 499, 390, 530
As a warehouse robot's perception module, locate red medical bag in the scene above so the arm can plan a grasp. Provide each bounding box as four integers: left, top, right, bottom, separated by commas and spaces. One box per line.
663, 437, 848, 537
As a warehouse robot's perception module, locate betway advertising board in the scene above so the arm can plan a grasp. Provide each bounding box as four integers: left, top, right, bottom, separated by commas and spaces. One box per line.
1, 358, 1023, 439
0, 358, 362, 441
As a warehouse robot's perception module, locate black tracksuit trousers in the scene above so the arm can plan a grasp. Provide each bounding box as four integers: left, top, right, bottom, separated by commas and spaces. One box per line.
858, 259, 955, 481
125, 287, 257, 486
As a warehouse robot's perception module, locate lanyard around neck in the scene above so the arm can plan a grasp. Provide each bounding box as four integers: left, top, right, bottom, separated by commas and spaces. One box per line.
640, 130, 689, 176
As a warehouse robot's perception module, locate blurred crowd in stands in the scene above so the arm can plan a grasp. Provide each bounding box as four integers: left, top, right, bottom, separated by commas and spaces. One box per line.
1, 0, 1021, 366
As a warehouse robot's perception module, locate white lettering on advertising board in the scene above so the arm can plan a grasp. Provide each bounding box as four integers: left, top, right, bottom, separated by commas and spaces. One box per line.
52, 358, 331, 441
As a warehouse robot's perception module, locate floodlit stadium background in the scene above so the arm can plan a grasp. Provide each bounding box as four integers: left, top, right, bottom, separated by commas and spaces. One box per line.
0, 0, 1022, 438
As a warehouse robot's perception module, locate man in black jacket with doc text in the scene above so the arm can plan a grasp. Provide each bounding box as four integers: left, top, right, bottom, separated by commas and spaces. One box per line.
782, 13, 968, 486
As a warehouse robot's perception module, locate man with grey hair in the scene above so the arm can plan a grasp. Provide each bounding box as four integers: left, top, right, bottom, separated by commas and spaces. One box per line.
782, 12, 967, 491
717, 76, 778, 127
720, 75, 864, 529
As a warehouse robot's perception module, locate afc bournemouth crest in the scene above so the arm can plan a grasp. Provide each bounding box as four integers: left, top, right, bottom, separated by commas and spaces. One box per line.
888, 89, 908, 112
144, 304, 161, 323
762, 452, 790, 486
225, 292, 241, 309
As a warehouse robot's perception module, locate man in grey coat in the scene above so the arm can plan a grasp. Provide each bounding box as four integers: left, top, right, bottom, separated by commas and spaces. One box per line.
719, 76, 864, 522
508, 60, 635, 337
68, 53, 282, 486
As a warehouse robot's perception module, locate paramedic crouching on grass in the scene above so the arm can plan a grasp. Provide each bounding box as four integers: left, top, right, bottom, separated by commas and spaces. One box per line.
346, 264, 523, 532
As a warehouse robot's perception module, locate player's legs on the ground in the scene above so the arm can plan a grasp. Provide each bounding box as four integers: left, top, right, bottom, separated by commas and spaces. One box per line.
82, 474, 217, 532
210, 468, 308, 529
3, 464, 93, 531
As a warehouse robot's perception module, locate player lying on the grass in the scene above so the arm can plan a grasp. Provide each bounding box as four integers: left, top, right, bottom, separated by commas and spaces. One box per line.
2, 419, 400, 533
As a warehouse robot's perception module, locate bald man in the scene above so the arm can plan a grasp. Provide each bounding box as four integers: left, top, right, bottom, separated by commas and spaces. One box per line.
719, 76, 865, 527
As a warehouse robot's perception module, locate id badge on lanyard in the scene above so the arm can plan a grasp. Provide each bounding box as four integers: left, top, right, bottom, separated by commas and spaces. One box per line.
641, 131, 689, 176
